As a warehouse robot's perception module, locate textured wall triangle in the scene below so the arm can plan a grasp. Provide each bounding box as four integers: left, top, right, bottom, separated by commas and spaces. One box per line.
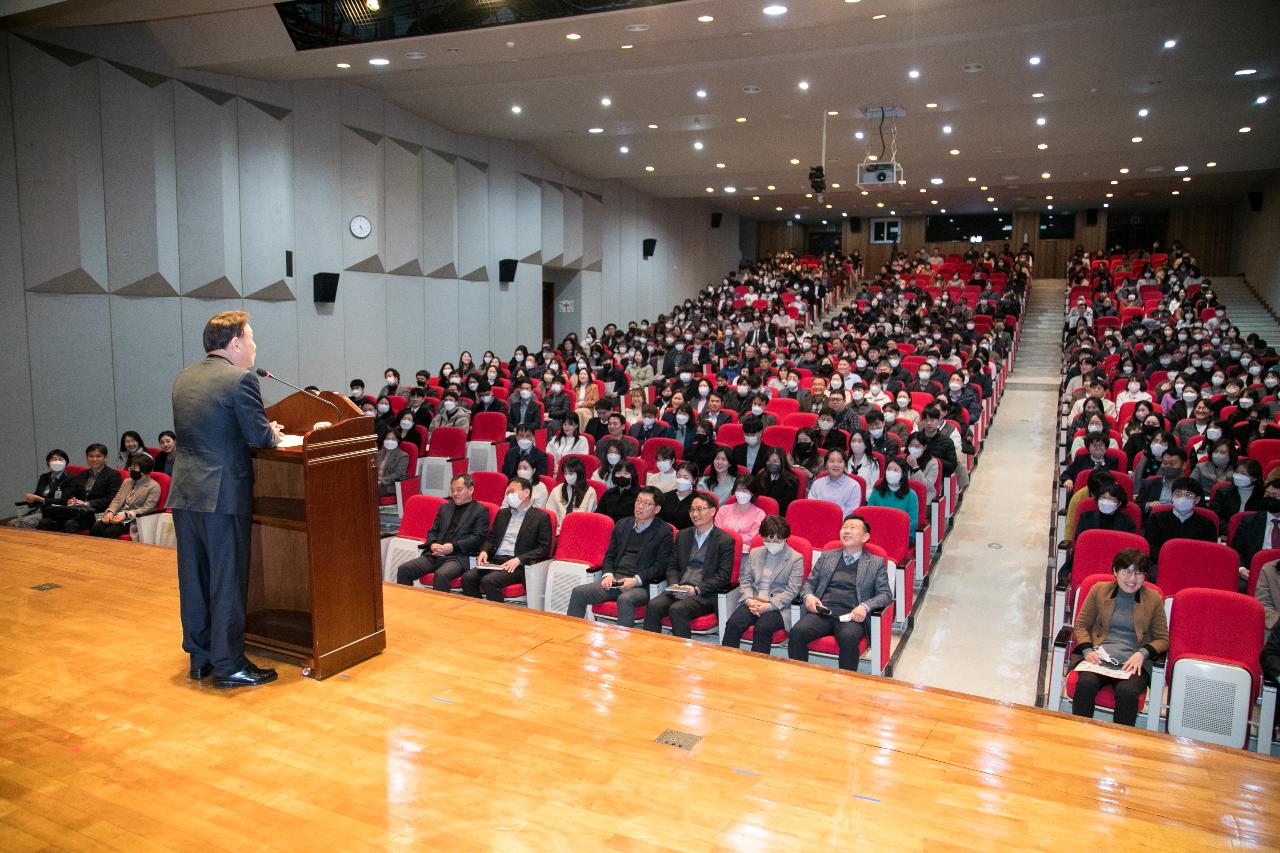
107, 61, 168, 88
28, 268, 105, 294
519, 173, 543, 186
520, 250, 543, 265
388, 258, 424, 276
19, 36, 94, 67
115, 273, 178, 297
565, 257, 584, 270
427, 262, 457, 279
245, 98, 292, 121
566, 186, 583, 198
391, 137, 422, 155
543, 254, 564, 268
461, 267, 489, 282
585, 260, 602, 272
346, 125, 383, 146
427, 148, 457, 164
586, 191, 603, 203
186, 277, 240, 299
545, 180, 563, 192
462, 157, 488, 172
181, 81, 234, 106
246, 280, 295, 301
346, 254, 385, 273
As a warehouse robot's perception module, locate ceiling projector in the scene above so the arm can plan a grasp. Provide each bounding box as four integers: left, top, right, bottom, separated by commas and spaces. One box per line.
857, 161, 904, 187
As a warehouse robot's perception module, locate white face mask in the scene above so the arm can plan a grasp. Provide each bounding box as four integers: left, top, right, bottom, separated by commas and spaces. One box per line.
884, 412, 897, 424
870, 427, 884, 438
1206, 427, 1223, 441
383, 438, 399, 450
443, 400, 457, 412
507, 492, 525, 509
377, 403, 390, 414
885, 469, 902, 486
400, 419, 414, 431
642, 416, 655, 428
676, 413, 690, 426
745, 435, 760, 446
675, 477, 693, 492
1149, 443, 1167, 458
517, 467, 534, 480
551, 383, 562, 393
1172, 495, 1195, 514
520, 389, 533, 400
1097, 498, 1120, 515
656, 459, 673, 473
751, 405, 765, 416
517, 438, 533, 451
606, 452, 622, 465
735, 491, 753, 505
1234, 472, 1254, 488
764, 540, 786, 555
563, 472, 578, 485
908, 446, 924, 459
481, 394, 493, 404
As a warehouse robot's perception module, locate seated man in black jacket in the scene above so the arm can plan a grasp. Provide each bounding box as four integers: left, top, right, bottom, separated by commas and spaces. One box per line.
395, 474, 491, 590
910, 405, 958, 478
1061, 434, 1119, 487
9, 449, 73, 529
460, 477, 553, 602
1229, 475, 1280, 574
1143, 477, 1217, 568
501, 425, 550, 478
642, 493, 736, 638
566, 487, 674, 627
37, 443, 122, 533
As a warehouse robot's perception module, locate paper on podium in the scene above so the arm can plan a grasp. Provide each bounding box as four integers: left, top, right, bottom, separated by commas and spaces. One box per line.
277, 434, 305, 448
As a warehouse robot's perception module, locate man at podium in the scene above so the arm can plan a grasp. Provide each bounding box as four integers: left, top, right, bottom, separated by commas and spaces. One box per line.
170, 311, 283, 689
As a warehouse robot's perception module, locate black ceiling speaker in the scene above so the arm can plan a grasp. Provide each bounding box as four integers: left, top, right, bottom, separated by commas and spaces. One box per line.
498, 258, 518, 283
313, 272, 339, 303
848, 217, 861, 233
642, 238, 657, 260
1249, 191, 1264, 212
710, 212, 723, 229
1086, 208, 1098, 226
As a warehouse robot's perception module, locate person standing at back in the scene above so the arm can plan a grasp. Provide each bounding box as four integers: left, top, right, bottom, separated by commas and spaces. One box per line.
170, 311, 283, 689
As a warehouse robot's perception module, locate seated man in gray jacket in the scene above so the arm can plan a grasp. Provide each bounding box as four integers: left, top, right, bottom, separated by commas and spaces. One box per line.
787, 514, 892, 671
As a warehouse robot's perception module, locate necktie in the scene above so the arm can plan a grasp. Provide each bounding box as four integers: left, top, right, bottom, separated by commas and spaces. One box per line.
1271, 518, 1280, 550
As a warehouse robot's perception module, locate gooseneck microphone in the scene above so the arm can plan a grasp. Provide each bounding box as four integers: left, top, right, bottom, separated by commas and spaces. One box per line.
255, 368, 340, 412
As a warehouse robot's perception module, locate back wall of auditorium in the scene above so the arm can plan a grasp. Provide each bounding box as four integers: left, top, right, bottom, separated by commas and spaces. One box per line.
0, 29, 741, 501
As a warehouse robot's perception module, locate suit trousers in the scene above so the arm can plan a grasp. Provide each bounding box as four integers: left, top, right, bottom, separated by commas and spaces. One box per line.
460, 558, 525, 601
722, 603, 787, 654
173, 509, 252, 677
567, 582, 650, 627
1071, 669, 1149, 727
642, 591, 717, 637
787, 611, 867, 670
89, 520, 131, 538
396, 553, 468, 590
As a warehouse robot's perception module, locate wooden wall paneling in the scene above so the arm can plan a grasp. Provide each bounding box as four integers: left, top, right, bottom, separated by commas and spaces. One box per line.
1168, 205, 1234, 276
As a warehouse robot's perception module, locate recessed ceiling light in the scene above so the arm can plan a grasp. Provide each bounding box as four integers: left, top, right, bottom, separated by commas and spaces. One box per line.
872, 14, 887, 20
1037, 143, 1048, 150
940, 209, 946, 213
831, 182, 841, 188
716, 163, 726, 169
620, 44, 634, 49
368, 57, 390, 65
925, 102, 938, 109
992, 206, 999, 211
625, 23, 649, 32
980, 185, 988, 190
588, 127, 604, 134
365, 0, 380, 10
1256, 95, 1270, 105
1040, 171, 1051, 179
1172, 190, 1181, 195
827, 110, 839, 116
986, 196, 995, 202
1036, 116, 1047, 126
1103, 202, 1109, 208
695, 88, 708, 98
949, 149, 960, 156
511, 104, 522, 114
619, 145, 629, 153
1182, 176, 1191, 182
600, 97, 612, 107
789, 158, 800, 165
644, 165, 654, 172
336, 62, 351, 68
854, 130, 865, 140
647, 123, 658, 129
1235, 68, 1257, 76
697, 15, 715, 23
842, 211, 848, 217
1106, 192, 1114, 198
908, 69, 921, 79
736, 116, 748, 123
861, 190, 869, 195
1119, 167, 1130, 174
753, 195, 761, 201
705, 187, 714, 193
405, 51, 426, 59
1046, 204, 1054, 210
930, 177, 943, 185
1163, 38, 1177, 49
1110, 179, 1119, 185
1173, 164, 1189, 172
797, 80, 810, 91
1045, 194, 1054, 200
565, 33, 581, 40
1206, 161, 1217, 167
967, 176, 977, 182
1032, 92, 1044, 98
794, 213, 801, 220
919, 188, 927, 194
764, 4, 788, 16
805, 193, 813, 198
931, 199, 939, 205
693, 141, 704, 150
1131, 136, 1143, 143
776, 206, 783, 211
889, 210, 896, 215
724, 187, 737, 194
1028, 55, 1041, 66
876, 201, 885, 207
767, 185, 776, 190
1240, 126, 1252, 133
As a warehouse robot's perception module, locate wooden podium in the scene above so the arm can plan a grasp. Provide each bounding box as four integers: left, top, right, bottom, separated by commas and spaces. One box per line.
246, 390, 385, 679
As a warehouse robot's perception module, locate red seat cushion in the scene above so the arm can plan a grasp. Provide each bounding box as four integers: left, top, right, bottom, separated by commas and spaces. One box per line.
501, 584, 526, 598
1065, 669, 1147, 712
808, 634, 869, 656
422, 572, 462, 590
664, 613, 718, 632
742, 625, 788, 645
591, 600, 646, 619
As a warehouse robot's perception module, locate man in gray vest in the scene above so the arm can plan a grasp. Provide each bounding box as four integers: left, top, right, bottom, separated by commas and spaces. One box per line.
170, 311, 282, 688
642, 493, 736, 638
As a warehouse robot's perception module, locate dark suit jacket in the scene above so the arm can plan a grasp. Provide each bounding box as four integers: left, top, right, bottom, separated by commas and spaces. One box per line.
501, 445, 549, 478
1211, 484, 1263, 524
702, 410, 732, 430
801, 550, 893, 612
152, 451, 175, 476
730, 441, 775, 474
1231, 510, 1275, 570
1145, 509, 1217, 562
169, 355, 277, 515
21, 470, 76, 514
422, 499, 490, 556
628, 422, 671, 446
601, 517, 674, 584
69, 466, 124, 513
665, 525, 735, 594
1136, 475, 1170, 511
508, 398, 544, 432
473, 398, 508, 417
915, 429, 958, 477
1062, 454, 1119, 485
483, 505, 553, 566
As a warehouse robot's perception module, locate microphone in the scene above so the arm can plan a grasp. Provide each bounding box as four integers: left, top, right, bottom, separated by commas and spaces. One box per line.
255, 368, 340, 412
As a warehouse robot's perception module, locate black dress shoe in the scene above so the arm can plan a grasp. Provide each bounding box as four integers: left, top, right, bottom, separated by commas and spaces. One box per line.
213, 664, 278, 689
189, 663, 214, 680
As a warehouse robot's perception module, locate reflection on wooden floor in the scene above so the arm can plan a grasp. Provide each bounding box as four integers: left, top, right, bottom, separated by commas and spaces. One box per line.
1, 527, 1278, 851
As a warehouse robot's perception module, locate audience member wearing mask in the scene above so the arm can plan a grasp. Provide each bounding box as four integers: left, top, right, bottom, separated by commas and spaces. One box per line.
1143, 477, 1215, 566
714, 474, 767, 542
375, 434, 409, 497
866, 458, 919, 543
1058, 482, 1136, 584
1209, 458, 1264, 525
8, 449, 73, 529
659, 461, 700, 530
501, 425, 549, 479
721, 515, 805, 654
546, 456, 598, 526
89, 453, 161, 538
37, 443, 121, 534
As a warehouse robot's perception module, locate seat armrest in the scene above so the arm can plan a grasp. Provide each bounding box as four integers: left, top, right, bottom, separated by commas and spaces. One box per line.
1053, 625, 1074, 649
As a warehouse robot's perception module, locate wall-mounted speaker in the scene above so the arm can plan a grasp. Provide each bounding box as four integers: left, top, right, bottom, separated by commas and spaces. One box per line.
498, 258, 518, 283
848, 217, 861, 233
710, 212, 723, 229
285, 250, 293, 278
1086, 208, 1099, 226
313, 272, 339, 303
642, 238, 657, 260
1249, 191, 1264, 213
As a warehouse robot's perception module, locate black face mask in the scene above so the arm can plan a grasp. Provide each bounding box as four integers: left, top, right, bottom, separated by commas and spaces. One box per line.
1264, 496, 1280, 515
130, 470, 143, 481
613, 477, 632, 490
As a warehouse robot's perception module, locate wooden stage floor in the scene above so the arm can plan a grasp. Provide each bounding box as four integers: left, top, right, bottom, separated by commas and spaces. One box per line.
2, 527, 1279, 851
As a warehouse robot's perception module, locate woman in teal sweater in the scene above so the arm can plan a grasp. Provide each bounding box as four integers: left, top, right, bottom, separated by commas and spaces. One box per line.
866, 458, 919, 543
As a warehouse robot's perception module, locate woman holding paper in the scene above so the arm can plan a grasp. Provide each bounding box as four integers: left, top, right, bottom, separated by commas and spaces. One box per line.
1069, 548, 1169, 727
